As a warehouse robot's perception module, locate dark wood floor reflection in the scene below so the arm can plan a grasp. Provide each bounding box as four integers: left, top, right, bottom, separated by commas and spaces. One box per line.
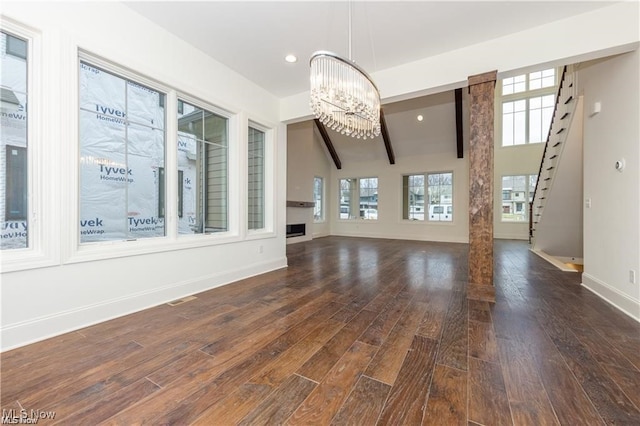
2, 237, 639, 425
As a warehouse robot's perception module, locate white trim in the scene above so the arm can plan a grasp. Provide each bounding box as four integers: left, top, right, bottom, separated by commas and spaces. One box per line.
313, 175, 325, 223
332, 231, 468, 244
1, 256, 288, 351
62, 57, 251, 264
582, 272, 640, 323
246, 117, 276, 237
530, 249, 579, 272
1, 18, 59, 272
494, 234, 529, 240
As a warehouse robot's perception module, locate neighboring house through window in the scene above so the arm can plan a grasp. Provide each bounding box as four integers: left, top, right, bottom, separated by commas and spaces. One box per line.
501, 174, 537, 222
339, 177, 378, 220
403, 172, 453, 222
177, 100, 228, 235
248, 125, 265, 230
313, 176, 323, 222
1, 31, 29, 250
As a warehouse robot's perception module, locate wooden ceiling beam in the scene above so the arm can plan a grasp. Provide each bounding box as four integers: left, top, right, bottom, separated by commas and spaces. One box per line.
314, 119, 342, 169
380, 109, 395, 165
455, 88, 464, 159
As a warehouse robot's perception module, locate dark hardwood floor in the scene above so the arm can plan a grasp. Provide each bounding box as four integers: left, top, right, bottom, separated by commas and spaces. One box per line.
2, 237, 639, 425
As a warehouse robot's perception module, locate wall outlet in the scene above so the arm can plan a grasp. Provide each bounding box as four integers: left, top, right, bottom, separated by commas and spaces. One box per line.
630, 270, 637, 285
259, 245, 263, 254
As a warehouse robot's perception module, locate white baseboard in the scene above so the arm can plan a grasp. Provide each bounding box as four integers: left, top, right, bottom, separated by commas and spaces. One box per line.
1, 257, 287, 352
494, 233, 529, 240
331, 231, 468, 244
581, 272, 640, 322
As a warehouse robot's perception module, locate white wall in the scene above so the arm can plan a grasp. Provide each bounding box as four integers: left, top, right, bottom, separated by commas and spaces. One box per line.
328, 91, 470, 243
286, 121, 314, 244
494, 143, 546, 240
330, 154, 469, 243
0, 2, 287, 350
579, 50, 640, 321
311, 125, 333, 239
281, 1, 640, 123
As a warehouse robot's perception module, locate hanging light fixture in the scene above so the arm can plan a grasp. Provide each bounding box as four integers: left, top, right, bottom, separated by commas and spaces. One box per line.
309, 1, 381, 139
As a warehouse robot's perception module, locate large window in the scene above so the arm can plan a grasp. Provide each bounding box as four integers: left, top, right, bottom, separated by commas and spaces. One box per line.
501, 68, 556, 146
248, 125, 264, 230
313, 176, 324, 222
79, 61, 166, 243
403, 172, 453, 222
339, 177, 378, 220
1, 31, 28, 250
177, 100, 228, 234
501, 175, 537, 222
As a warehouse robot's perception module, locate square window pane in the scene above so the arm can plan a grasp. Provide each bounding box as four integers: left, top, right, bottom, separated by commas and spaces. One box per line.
542, 94, 555, 107
514, 99, 526, 112
127, 81, 164, 129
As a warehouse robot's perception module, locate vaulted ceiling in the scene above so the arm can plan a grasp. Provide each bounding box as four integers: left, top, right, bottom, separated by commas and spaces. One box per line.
124, 1, 613, 163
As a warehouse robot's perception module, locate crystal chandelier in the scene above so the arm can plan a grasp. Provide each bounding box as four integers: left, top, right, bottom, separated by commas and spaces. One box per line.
309, 3, 381, 139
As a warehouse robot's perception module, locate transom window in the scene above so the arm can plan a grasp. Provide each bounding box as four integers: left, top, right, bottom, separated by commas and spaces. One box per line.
501, 68, 557, 146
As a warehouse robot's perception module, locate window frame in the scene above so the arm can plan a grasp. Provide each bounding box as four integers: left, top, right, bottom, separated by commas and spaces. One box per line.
176, 97, 230, 236
0, 20, 56, 272
313, 176, 324, 223
246, 119, 274, 235
500, 174, 537, 223
245, 118, 275, 238
402, 171, 454, 223
77, 59, 169, 244
338, 176, 378, 221
498, 68, 558, 147
67, 51, 242, 264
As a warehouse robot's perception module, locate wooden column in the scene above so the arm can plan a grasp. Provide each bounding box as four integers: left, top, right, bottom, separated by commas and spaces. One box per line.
468, 71, 497, 302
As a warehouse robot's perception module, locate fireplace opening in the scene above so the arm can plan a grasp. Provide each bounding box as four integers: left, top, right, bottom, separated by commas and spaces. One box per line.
286, 223, 305, 238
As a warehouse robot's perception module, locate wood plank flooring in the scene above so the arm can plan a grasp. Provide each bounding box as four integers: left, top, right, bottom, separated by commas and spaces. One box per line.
2, 237, 640, 425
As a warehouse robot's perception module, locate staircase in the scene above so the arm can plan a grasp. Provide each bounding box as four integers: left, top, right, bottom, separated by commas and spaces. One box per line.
529, 65, 578, 244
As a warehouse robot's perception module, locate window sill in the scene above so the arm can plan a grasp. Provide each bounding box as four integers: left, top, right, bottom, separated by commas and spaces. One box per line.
65, 232, 247, 264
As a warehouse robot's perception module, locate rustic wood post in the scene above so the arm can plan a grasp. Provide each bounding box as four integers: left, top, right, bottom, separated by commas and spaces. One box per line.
468, 71, 497, 302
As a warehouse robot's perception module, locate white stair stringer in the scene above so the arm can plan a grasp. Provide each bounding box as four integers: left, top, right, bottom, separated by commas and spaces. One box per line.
530, 65, 579, 246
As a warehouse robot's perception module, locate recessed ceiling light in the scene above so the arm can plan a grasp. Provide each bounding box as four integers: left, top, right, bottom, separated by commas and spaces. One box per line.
417, 114, 424, 122
285, 54, 298, 63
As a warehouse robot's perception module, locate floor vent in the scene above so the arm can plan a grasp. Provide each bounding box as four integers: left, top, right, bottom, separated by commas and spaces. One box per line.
167, 295, 197, 306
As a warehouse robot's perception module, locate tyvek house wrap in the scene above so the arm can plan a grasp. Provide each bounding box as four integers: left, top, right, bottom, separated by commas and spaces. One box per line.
79, 62, 167, 243
0, 32, 28, 249
1, 57, 204, 248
